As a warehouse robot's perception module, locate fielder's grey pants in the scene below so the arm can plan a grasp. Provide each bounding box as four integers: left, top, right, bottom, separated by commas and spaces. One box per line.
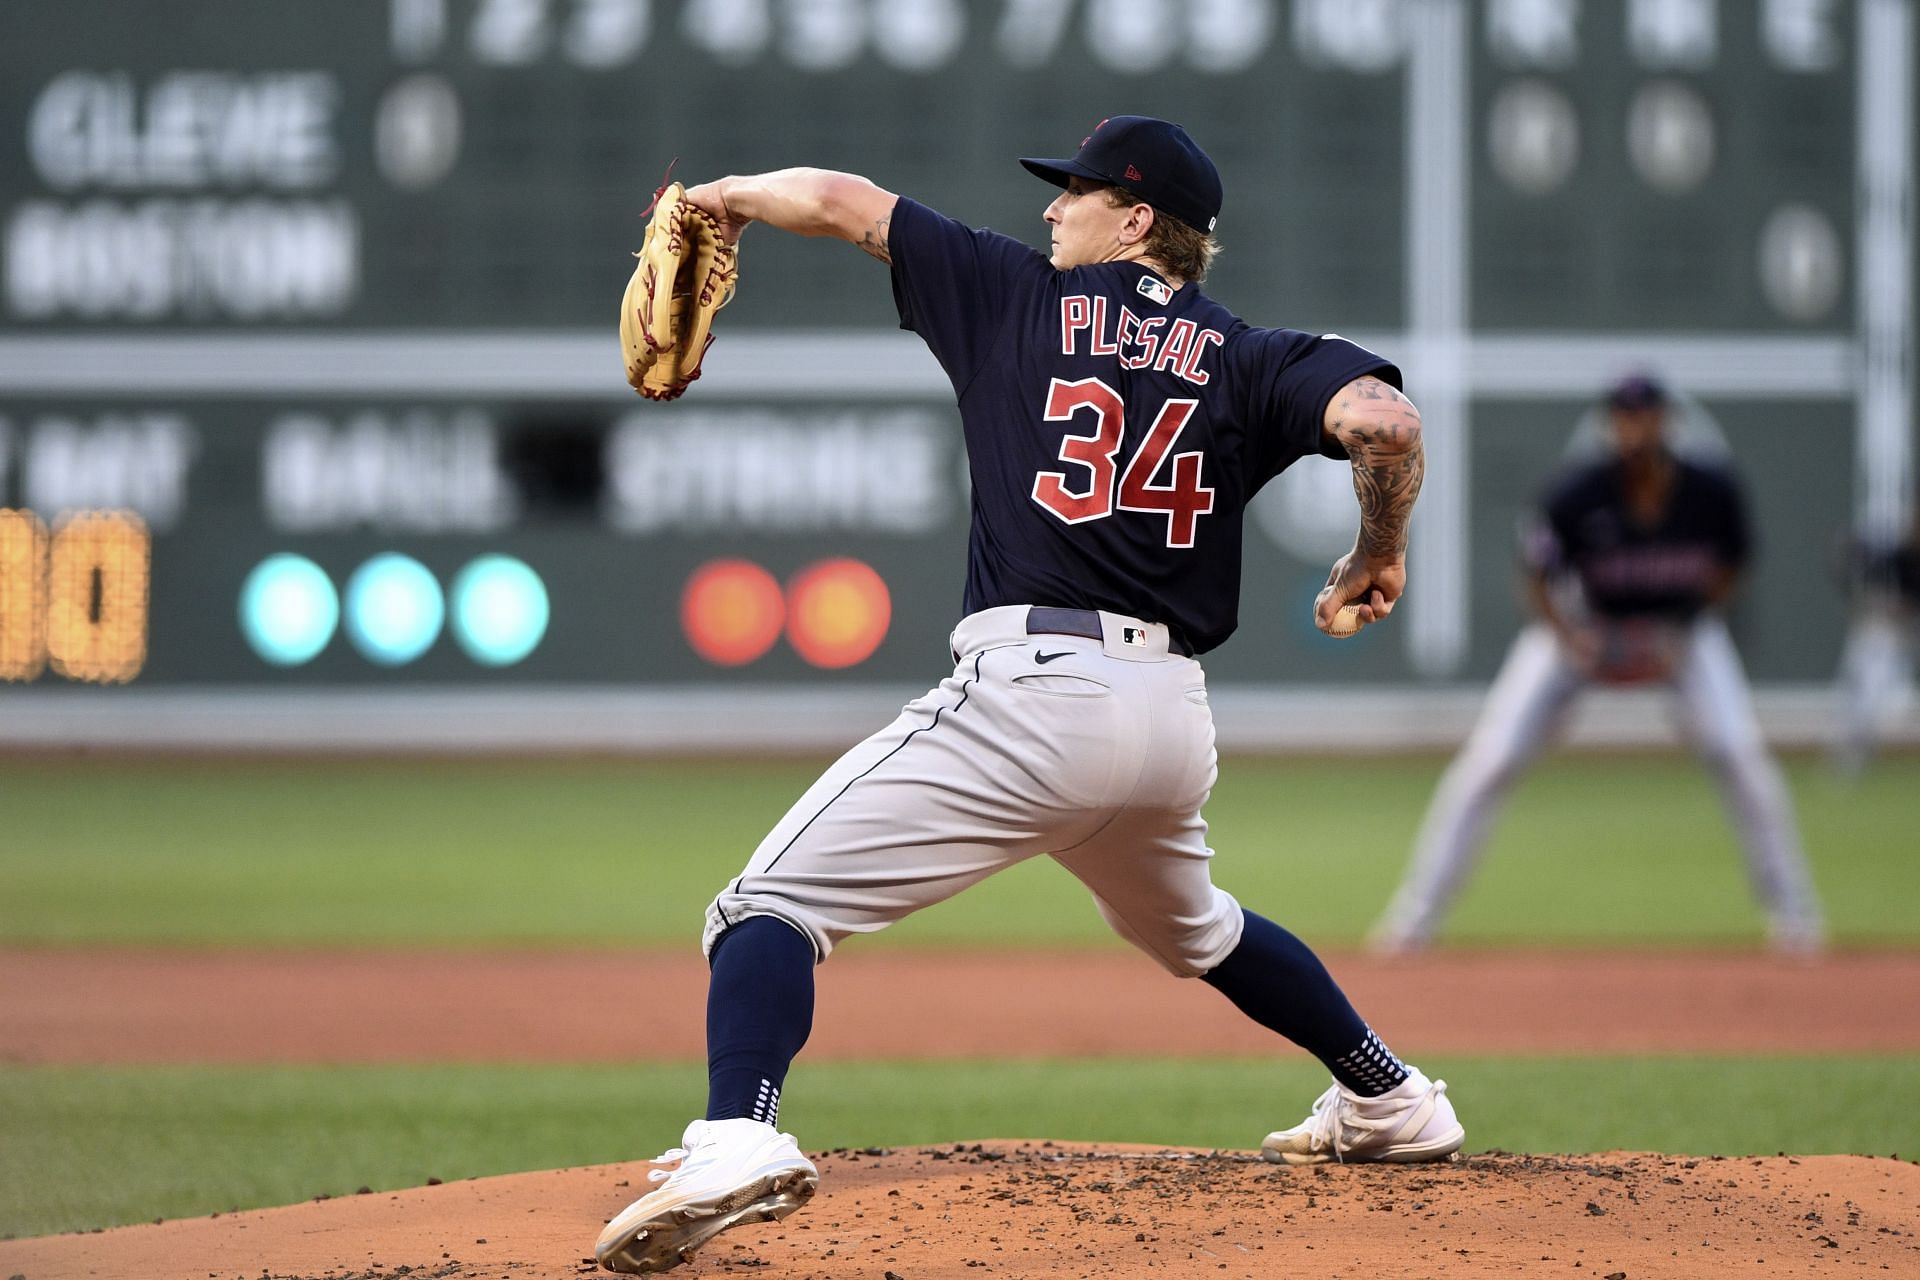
1373, 618, 1824, 946
705, 606, 1245, 976
1831, 605, 1916, 774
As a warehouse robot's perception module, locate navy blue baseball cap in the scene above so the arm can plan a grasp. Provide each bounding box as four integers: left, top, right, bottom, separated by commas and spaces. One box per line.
1021, 116, 1223, 234
1607, 374, 1670, 410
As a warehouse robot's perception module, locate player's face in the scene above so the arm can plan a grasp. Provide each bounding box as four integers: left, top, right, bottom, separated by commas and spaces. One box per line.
1044, 178, 1137, 270
1610, 406, 1667, 462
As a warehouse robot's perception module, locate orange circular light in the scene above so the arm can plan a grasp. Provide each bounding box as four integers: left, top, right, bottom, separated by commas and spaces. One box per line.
681, 559, 784, 667
786, 558, 892, 669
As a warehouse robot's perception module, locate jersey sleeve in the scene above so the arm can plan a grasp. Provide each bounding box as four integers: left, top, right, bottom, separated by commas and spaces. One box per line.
888, 196, 1052, 396
1234, 329, 1403, 482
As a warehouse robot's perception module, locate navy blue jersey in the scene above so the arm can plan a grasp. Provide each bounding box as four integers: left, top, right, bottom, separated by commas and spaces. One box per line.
887, 197, 1397, 654
1534, 455, 1749, 620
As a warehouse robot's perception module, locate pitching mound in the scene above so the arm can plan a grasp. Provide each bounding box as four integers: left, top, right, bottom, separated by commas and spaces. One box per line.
4, 1144, 1916, 1280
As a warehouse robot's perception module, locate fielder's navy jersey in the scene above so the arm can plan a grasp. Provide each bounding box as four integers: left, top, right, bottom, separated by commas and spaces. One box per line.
888, 197, 1397, 655
1534, 455, 1750, 620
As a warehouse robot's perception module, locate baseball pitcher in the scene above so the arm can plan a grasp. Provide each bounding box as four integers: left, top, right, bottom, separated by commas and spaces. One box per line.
1370, 375, 1826, 955
597, 117, 1464, 1274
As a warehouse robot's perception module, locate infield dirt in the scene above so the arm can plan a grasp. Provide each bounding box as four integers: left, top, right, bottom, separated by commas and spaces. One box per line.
6, 946, 1919, 1062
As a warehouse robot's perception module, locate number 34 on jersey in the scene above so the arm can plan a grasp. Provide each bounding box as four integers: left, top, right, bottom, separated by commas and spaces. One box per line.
1031, 376, 1216, 549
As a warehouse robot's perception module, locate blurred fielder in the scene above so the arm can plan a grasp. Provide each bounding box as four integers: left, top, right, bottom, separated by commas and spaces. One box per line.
1370, 375, 1825, 955
1829, 515, 1918, 777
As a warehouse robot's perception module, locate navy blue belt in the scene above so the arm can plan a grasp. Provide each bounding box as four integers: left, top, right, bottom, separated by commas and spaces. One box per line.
1025, 607, 1193, 657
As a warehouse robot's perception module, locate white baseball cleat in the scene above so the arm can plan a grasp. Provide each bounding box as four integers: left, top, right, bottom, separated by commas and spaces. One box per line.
1261, 1069, 1465, 1166
1363, 904, 1434, 958
595, 1118, 819, 1274
1363, 923, 1429, 958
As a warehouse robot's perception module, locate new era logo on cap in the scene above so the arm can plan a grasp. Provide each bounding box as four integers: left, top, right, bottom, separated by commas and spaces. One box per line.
1020, 116, 1223, 235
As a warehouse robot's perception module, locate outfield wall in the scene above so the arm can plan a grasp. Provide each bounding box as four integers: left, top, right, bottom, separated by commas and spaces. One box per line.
2, 2, 1913, 727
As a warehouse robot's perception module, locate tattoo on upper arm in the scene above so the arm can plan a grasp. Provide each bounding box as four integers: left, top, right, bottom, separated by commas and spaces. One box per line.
1345, 375, 1399, 402
856, 213, 892, 264
1329, 376, 1425, 558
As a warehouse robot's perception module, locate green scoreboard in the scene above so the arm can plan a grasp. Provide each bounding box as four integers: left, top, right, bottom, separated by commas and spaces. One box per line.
0, 0, 1909, 707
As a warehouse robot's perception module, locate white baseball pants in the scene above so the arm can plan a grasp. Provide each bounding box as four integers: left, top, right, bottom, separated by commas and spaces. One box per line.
704, 606, 1245, 976
1373, 618, 1824, 947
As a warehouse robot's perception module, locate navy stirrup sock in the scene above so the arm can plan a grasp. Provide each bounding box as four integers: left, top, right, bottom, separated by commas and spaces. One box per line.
1202, 908, 1410, 1096
704, 915, 816, 1125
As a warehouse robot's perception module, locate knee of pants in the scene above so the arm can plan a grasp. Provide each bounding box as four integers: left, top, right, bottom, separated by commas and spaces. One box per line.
1693, 740, 1737, 776
1094, 886, 1245, 978
703, 890, 832, 965
1455, 754, 1528, 801
1453, 723, 1551, 795
1691, 723, 1764, 777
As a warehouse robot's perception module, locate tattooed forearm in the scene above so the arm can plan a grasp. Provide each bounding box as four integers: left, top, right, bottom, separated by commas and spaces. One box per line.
856, 214, 892, 263
1329, 377, 1425, 559
1350, 436, 1425, 558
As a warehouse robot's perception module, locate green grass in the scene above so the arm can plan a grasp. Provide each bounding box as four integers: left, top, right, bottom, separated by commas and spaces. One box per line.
1, 754, 1915, 948
3, 1056, 1915, 1239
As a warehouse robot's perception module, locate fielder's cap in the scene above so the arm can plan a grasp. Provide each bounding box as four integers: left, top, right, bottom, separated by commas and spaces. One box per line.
1020, 116, 1223, 234
1607, 373, 1669, 410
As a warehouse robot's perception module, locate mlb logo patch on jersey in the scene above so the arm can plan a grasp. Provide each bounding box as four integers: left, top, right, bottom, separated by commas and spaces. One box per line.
1122, 625, 1149, 647
1136, 275, 1173, 306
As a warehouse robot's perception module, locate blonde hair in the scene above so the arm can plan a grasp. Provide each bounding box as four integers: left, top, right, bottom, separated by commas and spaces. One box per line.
1103, 187, 1220, 284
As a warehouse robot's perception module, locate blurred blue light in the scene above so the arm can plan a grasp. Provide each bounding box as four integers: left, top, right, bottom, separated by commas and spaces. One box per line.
239, 554, 339, 666
344, 553, 444, 665
451, 555, 550, 666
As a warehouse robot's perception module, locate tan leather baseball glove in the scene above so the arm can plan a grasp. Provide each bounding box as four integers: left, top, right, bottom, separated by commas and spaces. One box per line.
620, 181, 738, 401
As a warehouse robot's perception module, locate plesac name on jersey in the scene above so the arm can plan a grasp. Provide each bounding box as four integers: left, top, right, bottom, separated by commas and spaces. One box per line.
1058, 295, 1223, 386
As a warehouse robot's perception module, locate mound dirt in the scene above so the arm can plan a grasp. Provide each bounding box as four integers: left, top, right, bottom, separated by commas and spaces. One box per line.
3, 1144, 1915, 1280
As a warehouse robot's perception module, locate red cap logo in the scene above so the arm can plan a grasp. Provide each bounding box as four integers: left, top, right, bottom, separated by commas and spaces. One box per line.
1124, 164, 1144, 182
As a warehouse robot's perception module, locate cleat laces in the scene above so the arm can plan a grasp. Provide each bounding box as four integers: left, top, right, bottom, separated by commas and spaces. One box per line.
644, 1124, 804, 1184
1300, 1085, 1354, 1162
1299, 1081, 1442, 1163
646, 1147, 689, 1183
